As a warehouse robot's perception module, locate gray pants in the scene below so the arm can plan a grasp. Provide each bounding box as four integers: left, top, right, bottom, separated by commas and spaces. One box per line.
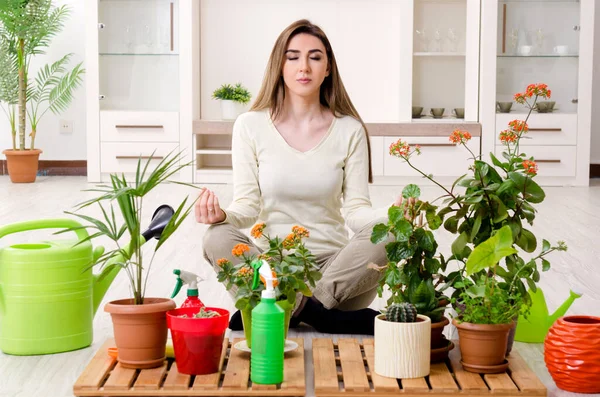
202, 219, 388, 312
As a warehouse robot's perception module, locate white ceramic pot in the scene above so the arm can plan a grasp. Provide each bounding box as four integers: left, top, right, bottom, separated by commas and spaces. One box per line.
374, 314, 431, 379
220, 100, 245, 120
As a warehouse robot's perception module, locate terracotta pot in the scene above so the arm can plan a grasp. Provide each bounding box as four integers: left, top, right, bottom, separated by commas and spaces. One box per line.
453, 318, 512, 373
105, 297, 176, 369
545, 315, 600, 393
3, 149, 42, 183
241, 300, 292, 348
431, 317, 449, 348
506, 318, 518, 355
374, 314, 431, 378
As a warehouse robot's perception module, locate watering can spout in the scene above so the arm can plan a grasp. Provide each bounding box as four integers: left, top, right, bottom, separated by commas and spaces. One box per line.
92, 205, 175, 315
549, 288, 583, 325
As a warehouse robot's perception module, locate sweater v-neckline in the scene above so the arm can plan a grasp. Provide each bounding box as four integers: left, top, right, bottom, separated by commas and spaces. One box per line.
266, 111, 337, 155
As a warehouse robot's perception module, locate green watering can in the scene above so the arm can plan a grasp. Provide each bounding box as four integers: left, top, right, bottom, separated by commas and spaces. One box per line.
0, 205, 174, 355
514, 287, 582, 343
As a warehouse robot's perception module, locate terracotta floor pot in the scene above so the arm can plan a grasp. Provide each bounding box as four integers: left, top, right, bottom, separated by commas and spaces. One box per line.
3, 149, 42, 183
545, 315, 600, 393
453, 318, 512, 373
105, 298, 176, 369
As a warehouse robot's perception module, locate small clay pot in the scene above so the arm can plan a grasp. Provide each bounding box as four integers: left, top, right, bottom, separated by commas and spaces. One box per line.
453, 318, 512, 373
431, 317, 450, 348
105, 297, 176, 369
545, 315, 600, 393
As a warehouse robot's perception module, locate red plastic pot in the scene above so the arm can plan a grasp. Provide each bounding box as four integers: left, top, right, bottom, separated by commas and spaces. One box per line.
545, 315, 600, 393
166, 307, 229, 375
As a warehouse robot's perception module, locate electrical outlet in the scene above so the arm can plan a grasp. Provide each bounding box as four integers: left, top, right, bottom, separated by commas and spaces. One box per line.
60, 119, 73, 134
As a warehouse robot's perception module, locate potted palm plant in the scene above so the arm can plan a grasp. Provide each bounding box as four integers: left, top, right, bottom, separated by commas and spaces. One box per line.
62, 151, 199, 369
0, 0, 84, 183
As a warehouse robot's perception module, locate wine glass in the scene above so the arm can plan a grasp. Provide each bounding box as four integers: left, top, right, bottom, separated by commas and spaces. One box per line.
415, 29, 429, 52
535, 28, 544, 54
509, 28, 519, 55
433, 29, 442, 52
447, 28, 458, 52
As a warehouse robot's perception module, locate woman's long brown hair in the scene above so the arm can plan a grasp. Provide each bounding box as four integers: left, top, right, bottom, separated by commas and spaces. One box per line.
250, 19, 373, 183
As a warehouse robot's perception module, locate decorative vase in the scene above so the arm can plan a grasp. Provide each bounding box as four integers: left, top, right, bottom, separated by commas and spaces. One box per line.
545, 315, 600, 393
3, 149, 42, 183
104, 297, 176, 369
241, 300, 292, 348
220, 100, 245, 120
453, 318, 512, 373
374, 314, 431, 378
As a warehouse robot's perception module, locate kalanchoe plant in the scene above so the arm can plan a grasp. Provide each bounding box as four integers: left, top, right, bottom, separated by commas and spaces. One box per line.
370, 184, 448, 323
387, 83, 567, 324
216, 224, 322, 311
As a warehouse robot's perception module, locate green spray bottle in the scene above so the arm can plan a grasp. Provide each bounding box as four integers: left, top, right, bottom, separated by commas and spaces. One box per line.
250, 259, 284, 385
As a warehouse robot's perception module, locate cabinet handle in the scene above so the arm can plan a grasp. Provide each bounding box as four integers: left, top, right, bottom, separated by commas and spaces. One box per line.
536, 159, 561, 163
115, 125, 164, 129
116, 155, 164, 160
528, 128, 562, 132
411, 143, 455, 147
170, 2, 174, 51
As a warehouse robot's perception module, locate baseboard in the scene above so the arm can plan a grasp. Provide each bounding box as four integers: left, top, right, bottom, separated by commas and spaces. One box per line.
591, 164, 600, 178
0, 160, 87, 176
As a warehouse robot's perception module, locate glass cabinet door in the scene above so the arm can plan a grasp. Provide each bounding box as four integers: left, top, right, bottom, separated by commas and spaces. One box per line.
496, 0, 580, 114
412, 0, 468, 121
98, 0, 179, 111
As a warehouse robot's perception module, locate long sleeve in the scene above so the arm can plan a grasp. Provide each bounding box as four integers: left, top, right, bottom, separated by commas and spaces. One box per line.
342, 127, 388, 232
222, 115, 261, 228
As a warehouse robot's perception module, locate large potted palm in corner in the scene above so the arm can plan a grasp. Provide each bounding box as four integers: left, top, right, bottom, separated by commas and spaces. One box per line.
0, 0, 84, 183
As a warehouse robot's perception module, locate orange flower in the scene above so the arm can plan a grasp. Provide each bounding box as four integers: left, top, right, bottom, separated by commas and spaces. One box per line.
514, 92, 526, 104
508, 120, 528, 133
217, 258, 229, 267
231, 243, 250, 257
259, 269, 279, 288
449, 129, 472, 145
389, 139, 411, 158
250, 223, 266, 239
236, 266, 254, 277
499, 129, 518, 144
522, 160, 538, 176
525, 83, 551, 100
282, 233, 296, 250
292, 225, 310, 239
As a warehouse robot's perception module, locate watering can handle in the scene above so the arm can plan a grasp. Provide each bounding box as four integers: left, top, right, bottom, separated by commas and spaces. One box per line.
0, 219, 89, 241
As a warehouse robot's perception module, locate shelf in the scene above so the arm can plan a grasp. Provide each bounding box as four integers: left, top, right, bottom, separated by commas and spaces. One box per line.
196, 148, 232, 155
196, 167, 233, 174
412, 117, 465, 123
100, 53, 179, 56
414, 52, 466, 57
497, 54, 578, 58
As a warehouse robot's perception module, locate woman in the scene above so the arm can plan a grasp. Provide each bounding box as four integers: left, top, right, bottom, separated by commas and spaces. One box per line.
196, 19, 401, 335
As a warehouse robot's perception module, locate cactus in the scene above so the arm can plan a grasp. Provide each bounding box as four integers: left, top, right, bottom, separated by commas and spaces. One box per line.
386, 302, 417, 323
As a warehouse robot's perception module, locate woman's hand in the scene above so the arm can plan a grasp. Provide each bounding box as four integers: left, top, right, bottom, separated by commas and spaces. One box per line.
393, 195, 417, 220
195, 188, 226, 224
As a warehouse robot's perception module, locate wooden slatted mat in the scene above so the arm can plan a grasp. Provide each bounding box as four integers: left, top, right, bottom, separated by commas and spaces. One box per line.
312, 338, 547, 396
73, 338, 305, 396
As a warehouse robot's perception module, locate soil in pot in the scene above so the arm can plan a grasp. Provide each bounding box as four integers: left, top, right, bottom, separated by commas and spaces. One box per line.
167, 307, 229, 375
452, 318, 513, 374
105, 297, 176, 369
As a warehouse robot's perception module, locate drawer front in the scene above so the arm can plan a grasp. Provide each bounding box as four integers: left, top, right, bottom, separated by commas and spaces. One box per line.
383, 136, 480, 177
101, 142, 179, 173
495, 113, 576, 146
101, 111, 179, 142
493, 145, 576, 177
370, 137, 384, 177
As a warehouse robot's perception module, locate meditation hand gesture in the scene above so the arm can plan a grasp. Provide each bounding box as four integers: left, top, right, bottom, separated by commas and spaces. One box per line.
195, 188, 226, 224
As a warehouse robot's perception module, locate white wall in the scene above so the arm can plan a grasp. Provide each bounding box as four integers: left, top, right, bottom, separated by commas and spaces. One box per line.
0, 0, 86, 160
591, 2, 600, 164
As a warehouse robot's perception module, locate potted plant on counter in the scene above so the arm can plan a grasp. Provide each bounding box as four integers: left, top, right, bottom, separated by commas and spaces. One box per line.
212, 82, 251, 120
0, 0, 84, 183
374, 302, 430, 379
216, 223, 321, 348
386, 83, 567, 373
63, 151, 199, 369
370, 184, 452, 362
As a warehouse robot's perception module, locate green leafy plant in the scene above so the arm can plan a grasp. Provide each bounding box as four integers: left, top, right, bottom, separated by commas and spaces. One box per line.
60, 151, 199, 305
216, 224, 322, 311
212, 83, 251, 104
370, 184, 447, 323
387, 83, 567, 324
0, 0, 85, 150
